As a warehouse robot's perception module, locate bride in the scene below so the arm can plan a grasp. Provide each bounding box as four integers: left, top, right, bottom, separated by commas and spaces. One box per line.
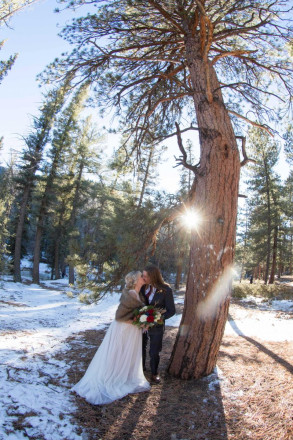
72, 271, 150, 405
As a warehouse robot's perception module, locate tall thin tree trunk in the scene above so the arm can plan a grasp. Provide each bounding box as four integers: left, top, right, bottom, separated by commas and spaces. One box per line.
32, 223, 43, 284
175, 250, 184, 290
14, 156, 44, 282
138, 146, 154, 208
68, 162, 84, 285
14, 189, 30, 282
289, 230, 293, 274
277, 235, 283, 278
32, 162, 58, 284
239, 204, 249, 283
269, 226, 278, 284
54, 239, 60, 280
54, 203, 66, 280
263, 158, 271, 284
168, 36, 240, 379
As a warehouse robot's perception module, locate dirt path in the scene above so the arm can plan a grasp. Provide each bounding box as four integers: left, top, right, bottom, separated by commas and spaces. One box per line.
61, 301, 293, 440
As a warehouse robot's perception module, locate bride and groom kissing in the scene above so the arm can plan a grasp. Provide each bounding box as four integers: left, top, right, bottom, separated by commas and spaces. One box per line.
72, 264, 176, 405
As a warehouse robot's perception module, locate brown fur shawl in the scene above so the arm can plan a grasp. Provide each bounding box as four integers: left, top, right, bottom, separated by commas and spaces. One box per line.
115, 289, 144, 322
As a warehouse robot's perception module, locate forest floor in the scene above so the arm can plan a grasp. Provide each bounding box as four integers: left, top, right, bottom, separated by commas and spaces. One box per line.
64, 297, 293, 440
1, 276, 293, 440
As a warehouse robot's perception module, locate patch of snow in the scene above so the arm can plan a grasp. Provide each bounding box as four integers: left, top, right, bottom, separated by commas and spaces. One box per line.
241, 295, 268, 305
167, 314, 182, 327
0, 277, 121, 439
174, 297, 184, 304
225, 308, 293, 342
271, 299, 293, 312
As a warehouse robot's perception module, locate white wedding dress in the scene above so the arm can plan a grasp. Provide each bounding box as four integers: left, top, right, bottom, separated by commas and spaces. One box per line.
72, 319, 150, 405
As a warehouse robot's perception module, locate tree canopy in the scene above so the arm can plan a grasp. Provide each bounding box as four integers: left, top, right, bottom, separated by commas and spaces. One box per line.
47, 0, 293, 147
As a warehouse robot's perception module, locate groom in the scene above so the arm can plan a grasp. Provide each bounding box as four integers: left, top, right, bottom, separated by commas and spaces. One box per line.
140, 264, 175, 383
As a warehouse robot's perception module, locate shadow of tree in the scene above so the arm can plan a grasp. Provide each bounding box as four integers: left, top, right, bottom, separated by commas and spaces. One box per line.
65, 326, 228, 440
228, 314, 293, 375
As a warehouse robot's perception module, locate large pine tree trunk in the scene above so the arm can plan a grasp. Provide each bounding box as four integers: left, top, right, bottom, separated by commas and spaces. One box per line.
168, 36, 240, 379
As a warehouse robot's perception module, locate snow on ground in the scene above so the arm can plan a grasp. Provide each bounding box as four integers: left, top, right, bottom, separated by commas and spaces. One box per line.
0, 277, 119, 440
225, 297, 293, 342
173, 291, 293, 342
225, 311, 293, 342
0, 273, 292, 439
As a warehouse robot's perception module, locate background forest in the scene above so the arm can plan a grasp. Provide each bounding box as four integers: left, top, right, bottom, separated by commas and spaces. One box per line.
0, 0, 293, 298
1, 90, 293, 296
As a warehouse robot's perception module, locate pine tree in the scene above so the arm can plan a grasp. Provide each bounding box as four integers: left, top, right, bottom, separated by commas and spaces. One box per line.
280, 171, 293, 275
246, 128, 281, 283
0, 155, 16, 275
53, 116, 102, 283
12, 82, 71, 282
0, 41, 17, 84
0, 0, 39, 24
32, 84, 88, 284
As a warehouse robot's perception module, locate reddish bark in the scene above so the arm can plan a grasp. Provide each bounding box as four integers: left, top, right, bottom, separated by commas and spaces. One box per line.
168, 35, 240, 379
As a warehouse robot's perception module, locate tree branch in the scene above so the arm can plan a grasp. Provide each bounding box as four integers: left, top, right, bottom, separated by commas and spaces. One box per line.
146, 0, 185, 33
228, 110, 274, 136
174, 122, 199, 173
211, 49, 258, 66
146, 93, 188, 117
236, 135, 257, 167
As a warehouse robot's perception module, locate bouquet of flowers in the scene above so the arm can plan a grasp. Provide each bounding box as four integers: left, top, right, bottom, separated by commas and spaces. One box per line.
132, 305, 164, 328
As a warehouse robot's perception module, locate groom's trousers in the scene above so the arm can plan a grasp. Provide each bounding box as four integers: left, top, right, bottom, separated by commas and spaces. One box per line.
142, 326, 164, 375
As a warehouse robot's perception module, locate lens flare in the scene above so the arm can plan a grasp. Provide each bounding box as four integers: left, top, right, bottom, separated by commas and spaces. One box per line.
196, 265, 237, 320
181, 209, 202, 230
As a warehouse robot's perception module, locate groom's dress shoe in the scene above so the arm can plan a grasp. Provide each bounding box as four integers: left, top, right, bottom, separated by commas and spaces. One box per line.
151, 374, 161, 383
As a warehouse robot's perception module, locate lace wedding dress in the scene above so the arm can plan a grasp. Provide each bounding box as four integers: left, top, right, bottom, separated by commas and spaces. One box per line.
72, 320, 150, 405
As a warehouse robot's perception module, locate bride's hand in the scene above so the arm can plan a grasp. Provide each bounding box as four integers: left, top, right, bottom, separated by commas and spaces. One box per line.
141, 324, 150, 332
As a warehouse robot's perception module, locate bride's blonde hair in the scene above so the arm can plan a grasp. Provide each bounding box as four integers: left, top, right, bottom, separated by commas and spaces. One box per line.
124, 271, 142, 290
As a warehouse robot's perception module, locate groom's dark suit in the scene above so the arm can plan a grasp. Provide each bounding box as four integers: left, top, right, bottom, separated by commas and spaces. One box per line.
140, 284, 175, 376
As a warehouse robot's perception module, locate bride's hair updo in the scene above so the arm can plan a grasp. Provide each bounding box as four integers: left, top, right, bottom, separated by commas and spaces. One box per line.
124, 271, 141, 290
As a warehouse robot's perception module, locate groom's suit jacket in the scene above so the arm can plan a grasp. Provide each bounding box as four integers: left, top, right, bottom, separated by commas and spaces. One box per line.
140, 284, 176, 324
